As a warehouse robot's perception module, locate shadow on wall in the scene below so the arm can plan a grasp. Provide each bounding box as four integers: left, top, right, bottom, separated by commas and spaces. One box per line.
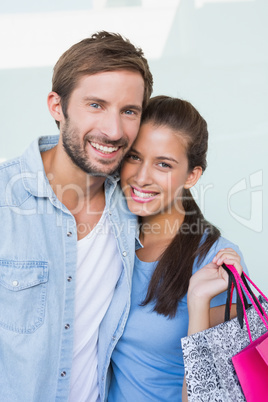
106, 0, 142, 6
153, 0, 268, 138
0, 0, 95, 13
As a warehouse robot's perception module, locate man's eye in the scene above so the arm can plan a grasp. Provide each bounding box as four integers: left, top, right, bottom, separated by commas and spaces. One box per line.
124, 110, 135, 115
90, 103, 100, 109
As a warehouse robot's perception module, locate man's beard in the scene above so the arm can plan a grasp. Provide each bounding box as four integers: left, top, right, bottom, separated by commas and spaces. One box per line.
62, 118, 129, 177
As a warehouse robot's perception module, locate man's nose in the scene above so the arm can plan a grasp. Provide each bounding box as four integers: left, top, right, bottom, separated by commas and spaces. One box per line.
100, 111, 124, 142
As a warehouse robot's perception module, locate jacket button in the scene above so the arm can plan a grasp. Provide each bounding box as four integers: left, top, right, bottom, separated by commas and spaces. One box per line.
122, 251, 127, 257
61, 371, 66, 377
67, 232, 72, 237
65, 324, 70, 330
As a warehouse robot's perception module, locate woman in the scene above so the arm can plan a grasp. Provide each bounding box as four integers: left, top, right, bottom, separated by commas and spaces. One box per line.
108, 96, 247, 401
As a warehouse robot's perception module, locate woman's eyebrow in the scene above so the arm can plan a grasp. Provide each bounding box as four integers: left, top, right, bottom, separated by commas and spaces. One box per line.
129, 147, 140, 154
155, 156, 179, 164
130, 148, 179, 164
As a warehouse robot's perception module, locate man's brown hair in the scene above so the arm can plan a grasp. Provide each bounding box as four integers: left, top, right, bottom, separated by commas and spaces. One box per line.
52, 31, 153, 127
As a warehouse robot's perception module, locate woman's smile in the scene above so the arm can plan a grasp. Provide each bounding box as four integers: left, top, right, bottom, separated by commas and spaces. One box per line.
130, 186, 159, 203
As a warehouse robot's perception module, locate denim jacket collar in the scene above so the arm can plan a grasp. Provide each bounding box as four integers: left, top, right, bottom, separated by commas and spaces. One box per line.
21, 135, 120, 198
19, 135, 141, 248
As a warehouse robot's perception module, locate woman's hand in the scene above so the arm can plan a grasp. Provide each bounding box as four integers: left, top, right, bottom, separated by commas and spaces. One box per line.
188, 248, 242, 302
187, 248, 243, 335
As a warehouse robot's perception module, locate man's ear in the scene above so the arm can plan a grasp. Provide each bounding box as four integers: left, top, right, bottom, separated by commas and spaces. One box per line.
47, 92, 64, 124
184, 166, 203, 189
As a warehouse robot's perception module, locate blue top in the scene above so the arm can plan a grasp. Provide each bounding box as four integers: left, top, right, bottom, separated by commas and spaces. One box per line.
109, 237, 248, 402
0, 136, 138, 402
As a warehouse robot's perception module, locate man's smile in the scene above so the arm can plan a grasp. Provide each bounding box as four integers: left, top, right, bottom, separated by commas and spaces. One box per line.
90, 141, 119, 154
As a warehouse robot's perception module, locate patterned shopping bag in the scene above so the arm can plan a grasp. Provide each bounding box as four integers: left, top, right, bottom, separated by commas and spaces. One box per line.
181, 264, 268, 402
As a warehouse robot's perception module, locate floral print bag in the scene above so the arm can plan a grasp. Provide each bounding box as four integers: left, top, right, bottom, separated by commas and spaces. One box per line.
181, 264, 268, 402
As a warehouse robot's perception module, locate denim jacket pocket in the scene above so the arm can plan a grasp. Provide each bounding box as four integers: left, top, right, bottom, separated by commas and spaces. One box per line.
0, 260, 48, 333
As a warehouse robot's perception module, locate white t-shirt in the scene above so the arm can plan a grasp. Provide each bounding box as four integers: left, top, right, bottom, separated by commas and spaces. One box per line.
69, 209, 122, 402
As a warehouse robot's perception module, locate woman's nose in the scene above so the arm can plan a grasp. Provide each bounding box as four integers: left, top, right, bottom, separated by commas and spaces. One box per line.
134, 163, 153, 187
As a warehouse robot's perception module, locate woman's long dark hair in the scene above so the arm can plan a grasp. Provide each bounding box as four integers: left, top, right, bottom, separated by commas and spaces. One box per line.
140, 96, 220, 318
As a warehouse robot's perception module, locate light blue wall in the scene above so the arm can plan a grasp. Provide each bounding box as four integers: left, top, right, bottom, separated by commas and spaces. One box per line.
0, 0, 267, 291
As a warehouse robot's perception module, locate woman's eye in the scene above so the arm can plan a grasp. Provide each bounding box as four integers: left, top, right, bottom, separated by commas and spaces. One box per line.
127, 154, 140, 161
159, 162, 172, 168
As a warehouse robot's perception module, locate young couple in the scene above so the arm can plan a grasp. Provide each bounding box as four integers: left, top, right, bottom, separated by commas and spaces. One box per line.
0, 31, 247, 401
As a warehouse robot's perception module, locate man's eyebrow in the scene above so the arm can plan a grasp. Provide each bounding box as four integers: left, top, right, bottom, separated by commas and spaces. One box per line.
83, 96, 107, 104
123, 105, 142, 113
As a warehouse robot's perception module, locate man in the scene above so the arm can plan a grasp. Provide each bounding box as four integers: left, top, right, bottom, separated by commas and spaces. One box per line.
0, 31, 153, 401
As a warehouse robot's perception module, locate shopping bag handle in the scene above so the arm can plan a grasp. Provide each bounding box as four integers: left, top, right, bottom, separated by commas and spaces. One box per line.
224, 268, 261, 327
222, 264, 268, 343
224, 270, 250, 327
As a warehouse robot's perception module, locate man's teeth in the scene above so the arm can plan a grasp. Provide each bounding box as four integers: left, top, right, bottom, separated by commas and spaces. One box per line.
91, 142, 119, 154
133, 188, 157, 198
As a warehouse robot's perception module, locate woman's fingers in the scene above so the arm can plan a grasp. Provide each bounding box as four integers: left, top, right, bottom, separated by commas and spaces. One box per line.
212, 248, 240, 264
212, 248, 243, 275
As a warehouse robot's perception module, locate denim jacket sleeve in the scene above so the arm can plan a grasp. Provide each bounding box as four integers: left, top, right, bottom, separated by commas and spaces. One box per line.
0, 137, 78, 401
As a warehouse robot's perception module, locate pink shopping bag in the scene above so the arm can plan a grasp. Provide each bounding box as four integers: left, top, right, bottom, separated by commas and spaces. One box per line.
226, 265, 268, 402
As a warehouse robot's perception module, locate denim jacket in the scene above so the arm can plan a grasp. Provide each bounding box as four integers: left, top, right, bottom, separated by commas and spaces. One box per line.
0, 136, 138, 402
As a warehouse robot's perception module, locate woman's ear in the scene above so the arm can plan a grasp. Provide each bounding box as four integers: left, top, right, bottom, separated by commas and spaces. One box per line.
47, 92, 64, 124
184, 166, 203, 189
